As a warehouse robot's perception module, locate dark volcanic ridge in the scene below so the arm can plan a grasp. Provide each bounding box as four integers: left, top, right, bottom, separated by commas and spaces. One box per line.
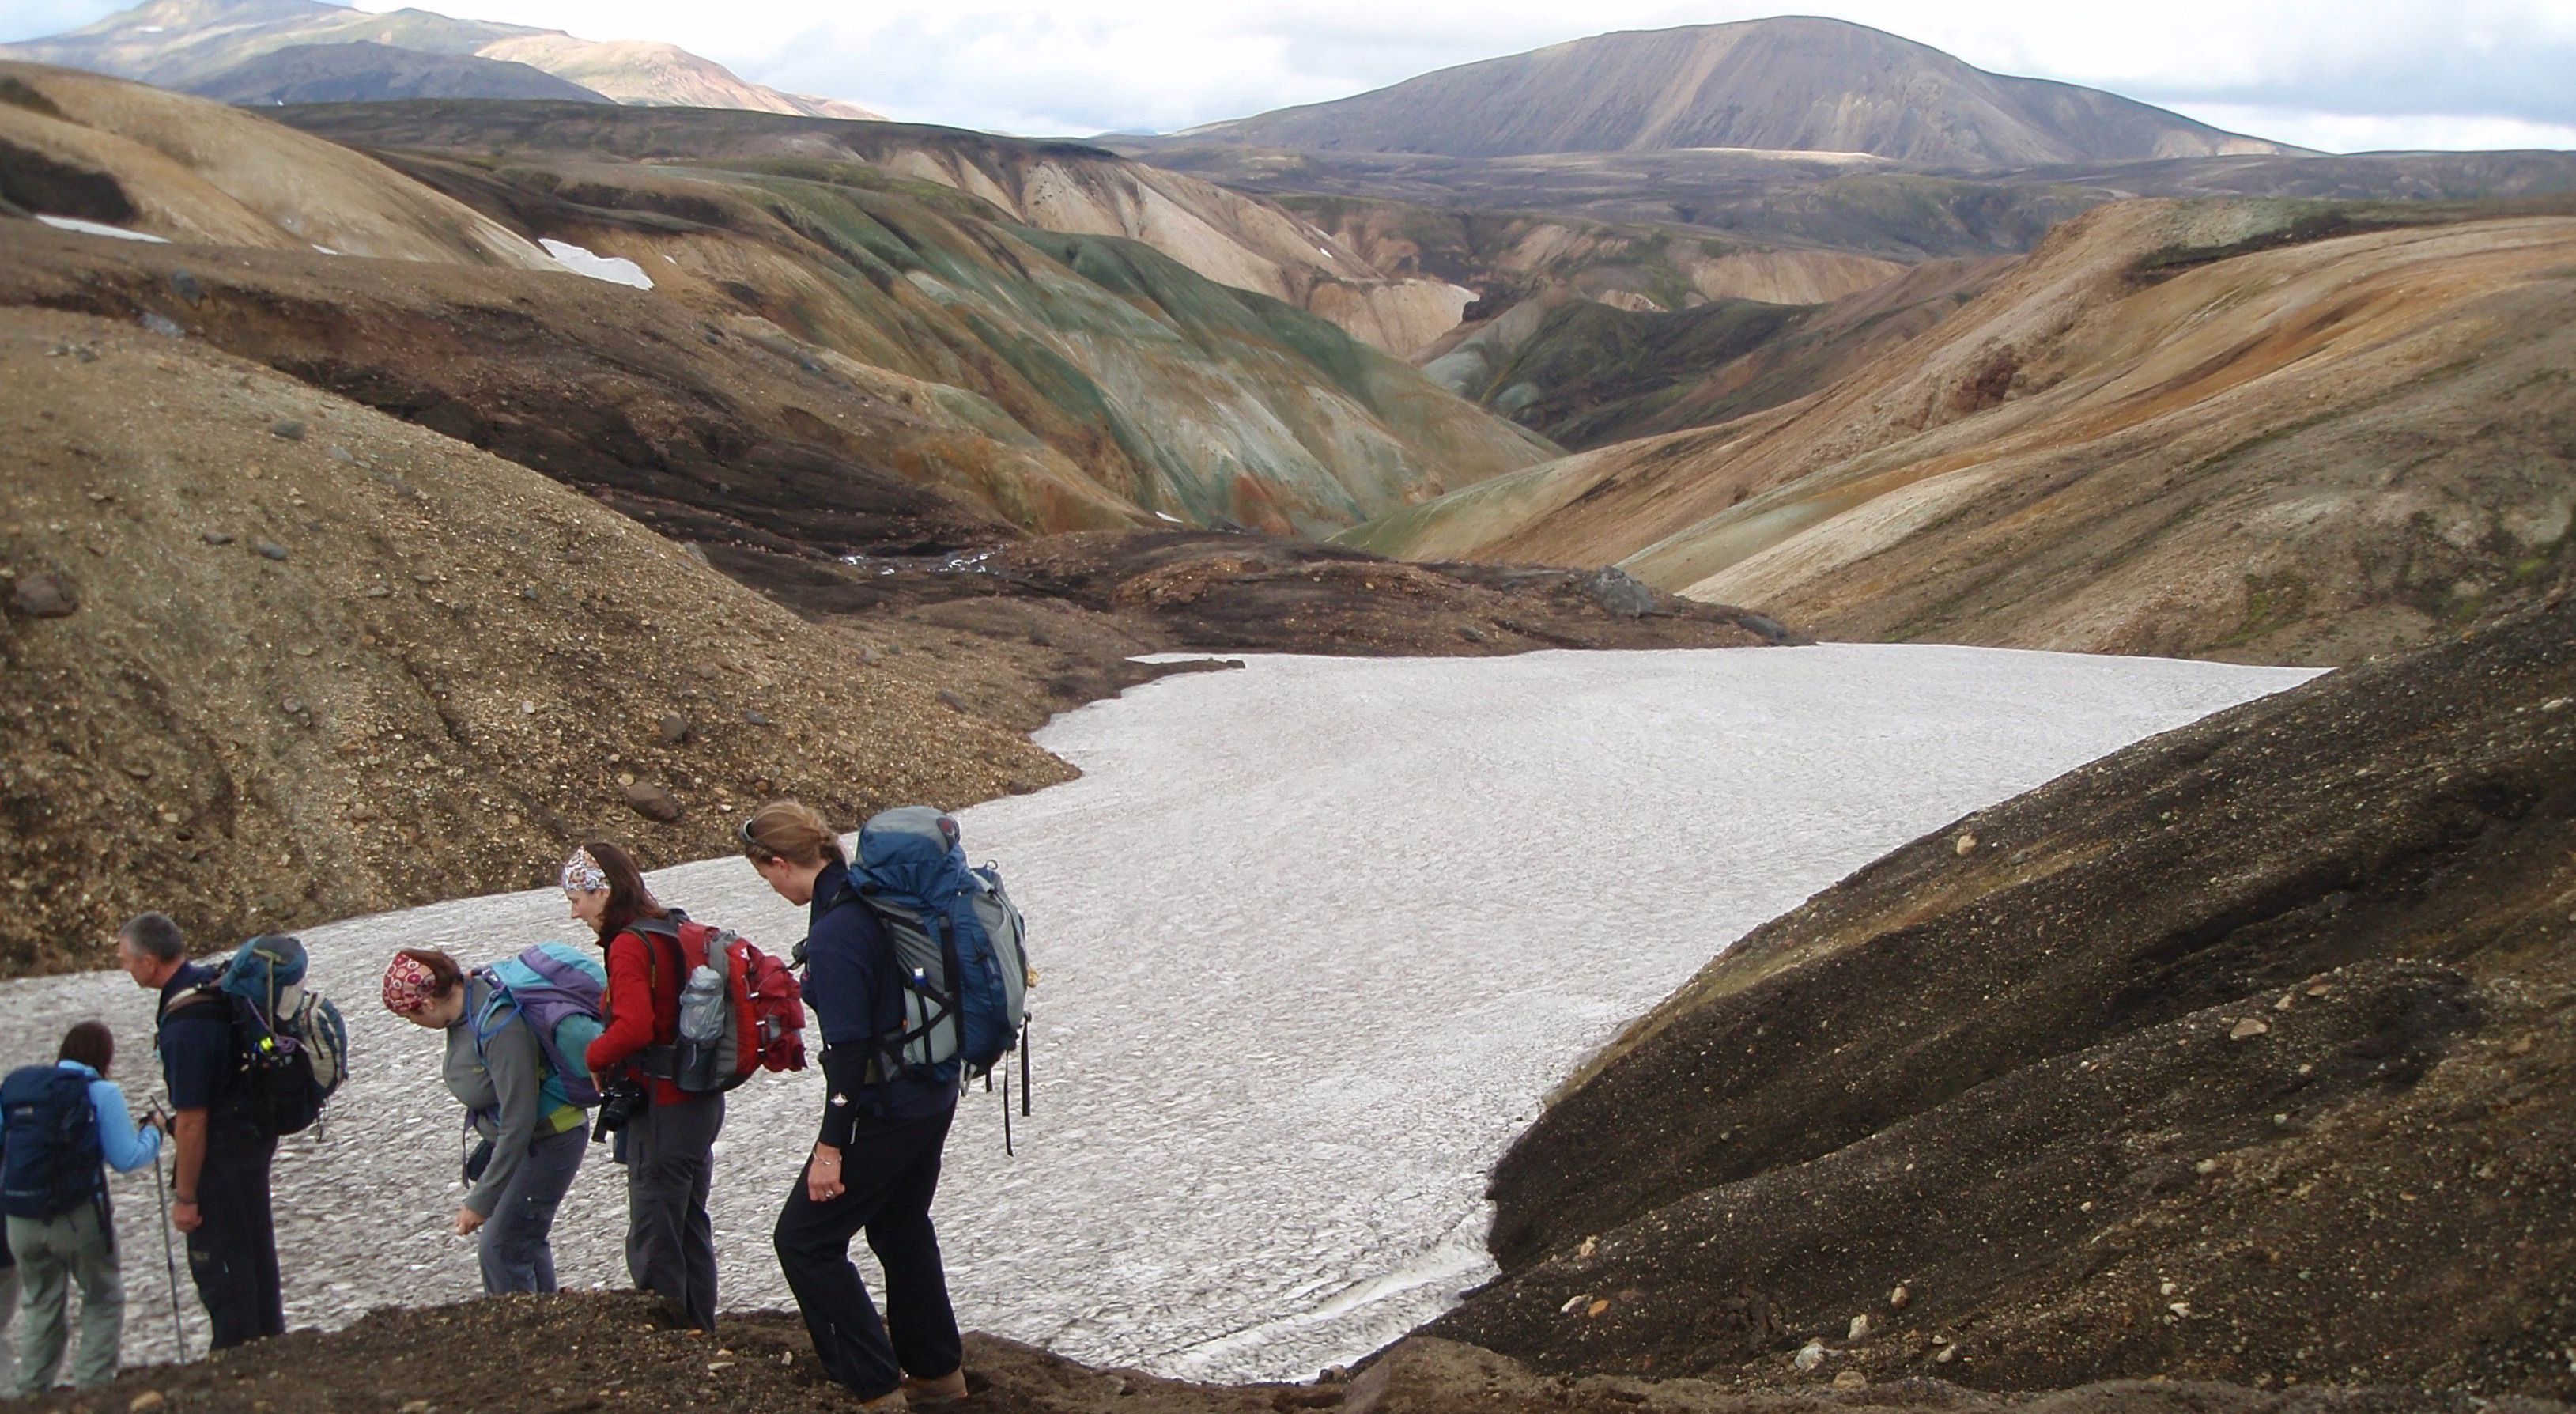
1435, 592, 2576, 1398
183, 42, 614, 107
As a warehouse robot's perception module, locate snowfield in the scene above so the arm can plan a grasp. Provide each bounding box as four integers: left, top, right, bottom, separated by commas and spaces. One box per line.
0, 647, 2318, 1383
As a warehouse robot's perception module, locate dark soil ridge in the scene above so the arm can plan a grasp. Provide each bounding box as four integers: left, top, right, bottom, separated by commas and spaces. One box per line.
17, 1291, 2567, 1414
1430, 593, 2576, 1397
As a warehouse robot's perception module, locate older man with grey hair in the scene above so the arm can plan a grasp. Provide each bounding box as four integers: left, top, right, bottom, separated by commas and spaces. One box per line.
117, 913, 285, 1352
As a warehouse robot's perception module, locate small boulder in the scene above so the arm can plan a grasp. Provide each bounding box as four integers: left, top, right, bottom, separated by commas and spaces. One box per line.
254, 542, 289, 562
138, 312, 184, 338
936, 690, 971, 714
1737, 611, 1795, 643
165, 268, 204, 306
202, 531, 235, 546
2229, 1017, 2271, 1041
11, 570, 79, 619
1792, 1340, 1826, 1371
744, 709, 772, 727
1581, 565, 1658, 618
269, 418, 307, 441
658, 712, 691, 745
621, 782, 682, 822
1834, 1370, 1869, 1389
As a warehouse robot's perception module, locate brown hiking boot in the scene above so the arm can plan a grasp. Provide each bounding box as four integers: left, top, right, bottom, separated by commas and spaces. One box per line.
902, 1367, 969, 1405
856, 1388, 911, 1412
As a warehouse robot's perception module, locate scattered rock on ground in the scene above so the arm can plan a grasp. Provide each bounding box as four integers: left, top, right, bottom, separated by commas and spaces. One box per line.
10, 569, 78, 618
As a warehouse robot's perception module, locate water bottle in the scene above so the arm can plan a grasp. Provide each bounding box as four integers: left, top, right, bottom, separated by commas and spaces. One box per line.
674, 964, 727, 1091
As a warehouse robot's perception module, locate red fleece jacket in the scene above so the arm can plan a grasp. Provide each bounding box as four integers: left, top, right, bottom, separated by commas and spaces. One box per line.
584, 926, 689, 1106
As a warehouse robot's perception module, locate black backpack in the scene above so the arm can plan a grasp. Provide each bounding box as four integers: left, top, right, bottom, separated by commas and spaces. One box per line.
0, 1065, 103, 1220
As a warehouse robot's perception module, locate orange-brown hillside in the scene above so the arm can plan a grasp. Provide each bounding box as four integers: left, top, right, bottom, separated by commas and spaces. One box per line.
1347, 198, 2576, 664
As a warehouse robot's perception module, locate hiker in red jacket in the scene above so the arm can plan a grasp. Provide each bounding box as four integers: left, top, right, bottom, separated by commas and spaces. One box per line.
568, 842, 723, 1332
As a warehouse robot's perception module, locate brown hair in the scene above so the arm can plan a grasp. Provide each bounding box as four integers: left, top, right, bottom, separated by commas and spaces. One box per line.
740, 800, 845, 869
584, 841, 668, 942
58, 1020, 113, 1076
395, 948, 465, 997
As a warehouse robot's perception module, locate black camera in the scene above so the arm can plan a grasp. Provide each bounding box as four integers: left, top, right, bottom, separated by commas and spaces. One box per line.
592, 1083, 644, 1142
463, 1136, 494, 1185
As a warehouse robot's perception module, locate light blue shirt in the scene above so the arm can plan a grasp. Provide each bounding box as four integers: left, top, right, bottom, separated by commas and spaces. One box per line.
55, 1060, 163, 1174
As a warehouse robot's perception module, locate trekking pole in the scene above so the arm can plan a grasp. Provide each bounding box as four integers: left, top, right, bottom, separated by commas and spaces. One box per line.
150, 1134, 188, 1361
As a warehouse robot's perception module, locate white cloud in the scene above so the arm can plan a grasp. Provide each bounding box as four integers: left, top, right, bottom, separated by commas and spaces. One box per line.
2163, 104, 2576, 154
6, 0, 2570, 149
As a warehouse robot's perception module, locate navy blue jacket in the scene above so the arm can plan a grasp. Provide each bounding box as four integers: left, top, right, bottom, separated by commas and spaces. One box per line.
806, 860, 958, 1140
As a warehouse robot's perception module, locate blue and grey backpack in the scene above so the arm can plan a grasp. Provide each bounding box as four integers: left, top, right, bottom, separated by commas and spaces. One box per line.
162, 935, 350, 1137
852, 807, 1032, 1099
0, 1065, 102, 1220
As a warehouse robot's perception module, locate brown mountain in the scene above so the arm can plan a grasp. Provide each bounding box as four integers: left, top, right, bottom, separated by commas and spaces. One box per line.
0, 66, 1547, 550
275, 100, 1479, 355
1346, 197, 2576, 665
1192, 17, 2300, 167
1, 0, 882, 120
183, 41, 610, 105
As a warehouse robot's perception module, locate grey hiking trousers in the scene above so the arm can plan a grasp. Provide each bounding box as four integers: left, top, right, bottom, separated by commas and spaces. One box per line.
624, 1091, 723, 1331
1, 1251, 19, 1391
480, 1125, 586, 1295
9, 1205, 123, 1395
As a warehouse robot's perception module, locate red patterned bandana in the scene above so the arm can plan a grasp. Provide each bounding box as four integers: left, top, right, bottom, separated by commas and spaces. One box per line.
381, 953, 440, 1015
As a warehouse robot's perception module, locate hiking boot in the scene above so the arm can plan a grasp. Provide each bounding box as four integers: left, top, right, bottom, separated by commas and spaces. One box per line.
856, 1389, 910, 1412
903, 1367, 969, 1405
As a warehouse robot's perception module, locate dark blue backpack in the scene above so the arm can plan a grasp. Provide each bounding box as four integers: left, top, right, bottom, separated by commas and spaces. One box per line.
1, 1066, 102, 1221
852, 807, 1032, 1082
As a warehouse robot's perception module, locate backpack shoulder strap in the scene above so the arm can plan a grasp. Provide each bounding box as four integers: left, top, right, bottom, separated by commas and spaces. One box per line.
468, 974, 517, 1054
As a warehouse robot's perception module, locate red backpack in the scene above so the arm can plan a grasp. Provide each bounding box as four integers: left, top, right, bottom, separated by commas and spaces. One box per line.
638, 918, 806, 1092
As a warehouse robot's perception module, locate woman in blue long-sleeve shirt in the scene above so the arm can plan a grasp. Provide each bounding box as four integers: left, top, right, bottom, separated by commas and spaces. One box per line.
1, 1021, 164, 1396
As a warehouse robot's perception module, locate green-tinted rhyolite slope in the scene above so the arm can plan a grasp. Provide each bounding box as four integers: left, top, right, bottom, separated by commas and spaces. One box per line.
332, 130, 1554, 532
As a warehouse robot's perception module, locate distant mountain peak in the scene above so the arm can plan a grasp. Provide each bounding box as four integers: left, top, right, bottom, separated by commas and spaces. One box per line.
1197, 17, 2302, 167
2, 0, 880, 122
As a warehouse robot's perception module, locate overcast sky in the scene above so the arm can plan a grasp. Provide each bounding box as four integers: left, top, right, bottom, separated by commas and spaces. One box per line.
7, 0, 2573, 150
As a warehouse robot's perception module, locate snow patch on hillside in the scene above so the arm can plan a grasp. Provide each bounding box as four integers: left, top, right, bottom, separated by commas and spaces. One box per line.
35, 214, 168, 243
539, 238, 653, 289
0, 647, 2317, 1381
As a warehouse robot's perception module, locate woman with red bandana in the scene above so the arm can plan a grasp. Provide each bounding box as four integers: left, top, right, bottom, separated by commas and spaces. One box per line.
566, 842, 723, 1333
380, 948, 587, 1295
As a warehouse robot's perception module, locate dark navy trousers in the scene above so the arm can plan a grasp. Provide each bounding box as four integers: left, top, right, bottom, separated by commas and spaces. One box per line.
773, 1104, 962, 1400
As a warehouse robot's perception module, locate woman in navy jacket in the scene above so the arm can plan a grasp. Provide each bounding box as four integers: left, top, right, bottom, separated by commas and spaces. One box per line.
742, 800, 965, 1409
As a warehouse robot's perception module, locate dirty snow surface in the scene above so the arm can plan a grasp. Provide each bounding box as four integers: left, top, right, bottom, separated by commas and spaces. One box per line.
2, 647, 2317, 1383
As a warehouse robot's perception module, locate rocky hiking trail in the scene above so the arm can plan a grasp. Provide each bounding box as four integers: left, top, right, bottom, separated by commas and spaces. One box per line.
21, 1293, 2570, 1414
